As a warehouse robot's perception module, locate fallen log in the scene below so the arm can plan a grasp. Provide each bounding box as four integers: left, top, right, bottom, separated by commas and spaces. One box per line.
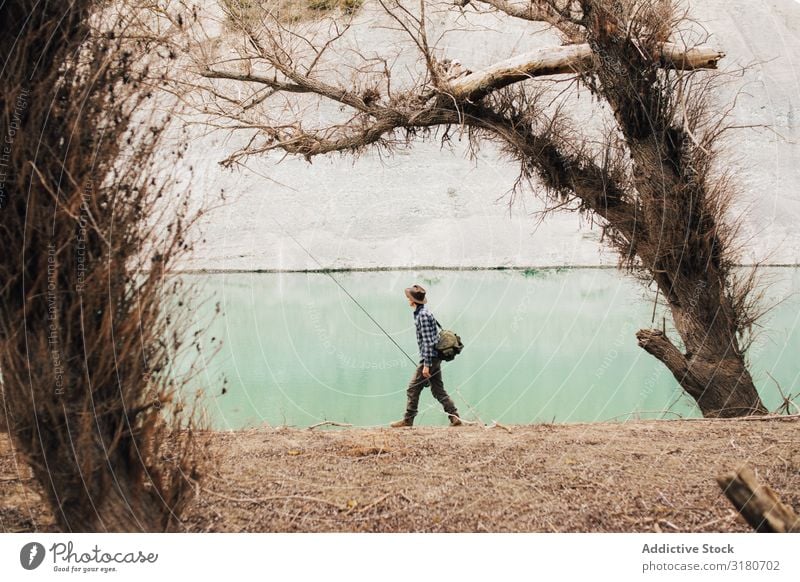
717, 465, 800, 533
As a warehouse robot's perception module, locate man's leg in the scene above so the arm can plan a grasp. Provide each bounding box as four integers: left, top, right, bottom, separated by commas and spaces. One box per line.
428, 359, 460, 422
403, 363, 427, 424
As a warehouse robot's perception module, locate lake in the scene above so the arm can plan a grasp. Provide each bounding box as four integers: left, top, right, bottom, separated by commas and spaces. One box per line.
178, 268, 800, 429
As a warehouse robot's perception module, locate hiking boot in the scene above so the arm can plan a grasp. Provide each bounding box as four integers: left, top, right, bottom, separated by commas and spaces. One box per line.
390, 419, 413, 428
449, 415, 462, 427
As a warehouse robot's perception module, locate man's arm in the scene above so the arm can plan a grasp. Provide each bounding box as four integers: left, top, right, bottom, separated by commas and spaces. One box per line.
419, 312, 439, 371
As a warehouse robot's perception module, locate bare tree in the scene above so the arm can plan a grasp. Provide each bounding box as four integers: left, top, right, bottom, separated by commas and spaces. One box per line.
176, 0, 768, 418
0, 1, 204, 530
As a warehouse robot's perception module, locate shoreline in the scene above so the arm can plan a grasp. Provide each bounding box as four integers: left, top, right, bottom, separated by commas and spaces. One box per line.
3, 417, 798, 533
165, 264, 800, 275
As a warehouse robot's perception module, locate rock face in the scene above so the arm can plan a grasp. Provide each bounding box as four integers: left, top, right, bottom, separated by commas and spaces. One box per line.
179, 0, 800, 272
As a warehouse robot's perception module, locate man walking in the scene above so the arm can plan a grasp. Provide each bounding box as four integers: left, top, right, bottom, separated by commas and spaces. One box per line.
391, 284, 462, 427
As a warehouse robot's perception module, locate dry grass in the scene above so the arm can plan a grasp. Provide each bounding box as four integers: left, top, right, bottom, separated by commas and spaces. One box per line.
4, 419, 797, 533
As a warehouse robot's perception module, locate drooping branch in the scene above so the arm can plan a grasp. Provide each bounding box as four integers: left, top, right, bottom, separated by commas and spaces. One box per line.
461, 105, 635, 225
217, 88, 639, 241
203, 41, 724, 114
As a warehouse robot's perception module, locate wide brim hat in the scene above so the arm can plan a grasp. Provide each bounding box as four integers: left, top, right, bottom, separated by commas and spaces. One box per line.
405, 284, 427, 304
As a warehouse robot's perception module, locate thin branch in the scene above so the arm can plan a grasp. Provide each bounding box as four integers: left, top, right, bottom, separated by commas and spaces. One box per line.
469, 0, 586, 42
201, 69, 307, 93
307, 420, 354, 430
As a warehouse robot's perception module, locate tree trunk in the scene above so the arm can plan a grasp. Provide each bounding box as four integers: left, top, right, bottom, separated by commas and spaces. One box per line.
31, 459, 166, 532
635, 274, 767, 418
626, 140, 767, 417
575, 1, 769, 418
637, 328, 766, 417
636, 169, 767, 418
1, 0, 197, 533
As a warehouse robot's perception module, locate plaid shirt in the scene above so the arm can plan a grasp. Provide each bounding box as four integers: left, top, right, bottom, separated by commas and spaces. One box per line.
413, 304, 440, 367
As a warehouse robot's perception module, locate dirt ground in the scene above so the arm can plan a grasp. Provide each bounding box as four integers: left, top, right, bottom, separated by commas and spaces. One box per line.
2, 418, 798, 533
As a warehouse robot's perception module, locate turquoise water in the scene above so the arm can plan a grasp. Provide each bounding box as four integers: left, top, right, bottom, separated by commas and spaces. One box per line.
179, 268, 800, 429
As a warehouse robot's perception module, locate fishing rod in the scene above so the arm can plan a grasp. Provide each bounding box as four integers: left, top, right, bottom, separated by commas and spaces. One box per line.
271, 217, 418, 367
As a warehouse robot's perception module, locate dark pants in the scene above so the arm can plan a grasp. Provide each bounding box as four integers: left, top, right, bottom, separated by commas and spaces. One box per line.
404, 359, 459, 422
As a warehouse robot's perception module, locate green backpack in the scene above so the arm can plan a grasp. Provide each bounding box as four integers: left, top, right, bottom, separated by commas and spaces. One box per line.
434, 319, 464, 362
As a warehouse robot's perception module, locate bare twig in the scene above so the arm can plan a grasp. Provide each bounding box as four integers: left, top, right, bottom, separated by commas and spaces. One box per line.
204, 488, 346, 510
307, 421, 354, 430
